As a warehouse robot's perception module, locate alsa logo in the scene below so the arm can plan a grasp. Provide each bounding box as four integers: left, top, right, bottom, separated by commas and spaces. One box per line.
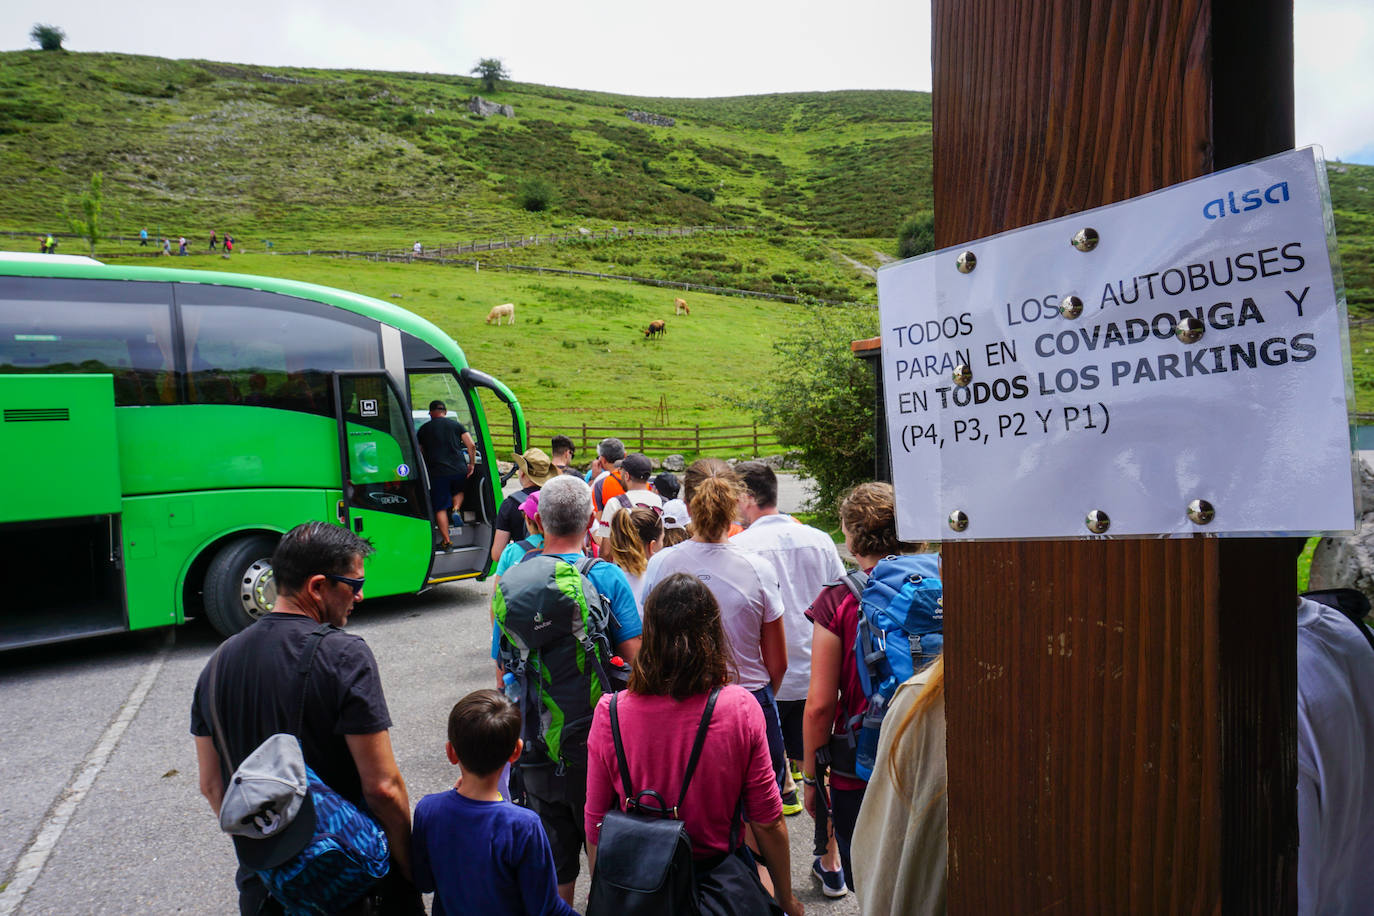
368, 492, 407, 506
1203, 181, 1289, 219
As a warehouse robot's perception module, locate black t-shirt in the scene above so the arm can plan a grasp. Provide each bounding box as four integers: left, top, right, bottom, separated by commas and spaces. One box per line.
416, 416, 469, 476
190, 614, 392, 808
495, 485, 538, 541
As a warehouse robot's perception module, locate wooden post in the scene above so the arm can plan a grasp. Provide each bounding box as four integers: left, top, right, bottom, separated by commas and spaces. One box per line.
933, 0, 1297, 912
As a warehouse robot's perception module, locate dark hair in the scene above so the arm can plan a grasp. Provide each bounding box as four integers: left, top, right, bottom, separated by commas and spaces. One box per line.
447, 689, 521, 776
662, 526, 690, 547
653, 472, 680, 500
684, 458, 739, 542
629, 574, 735, 699
734, 461, 777, 509
550, 434, 575, 459
605, 506, 663, 577
428, 399, 446, 412
272, 522, 375, 595
839, 481, 922, 558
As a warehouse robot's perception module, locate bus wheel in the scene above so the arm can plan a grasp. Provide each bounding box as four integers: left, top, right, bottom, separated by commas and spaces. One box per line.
204, 534, 280, 637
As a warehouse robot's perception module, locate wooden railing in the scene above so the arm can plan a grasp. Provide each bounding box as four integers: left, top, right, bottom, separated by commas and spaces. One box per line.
488, 422, 781, 459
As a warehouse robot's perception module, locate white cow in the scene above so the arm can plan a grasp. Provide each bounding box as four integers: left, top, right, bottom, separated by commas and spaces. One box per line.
486, 303, 516, 325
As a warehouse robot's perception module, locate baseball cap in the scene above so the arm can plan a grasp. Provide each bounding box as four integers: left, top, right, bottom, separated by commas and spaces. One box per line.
513, 447, 561, 487
519, 490, 541, 521
621, 453, 653, 482
662, 498, 690, 530
220, 733, 317, 869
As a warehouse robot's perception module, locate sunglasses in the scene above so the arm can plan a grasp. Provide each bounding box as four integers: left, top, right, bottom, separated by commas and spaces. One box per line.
325, 573, 366, 595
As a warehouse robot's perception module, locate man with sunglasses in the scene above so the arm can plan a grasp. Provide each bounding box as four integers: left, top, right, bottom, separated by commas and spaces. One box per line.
191, 522, 421, 914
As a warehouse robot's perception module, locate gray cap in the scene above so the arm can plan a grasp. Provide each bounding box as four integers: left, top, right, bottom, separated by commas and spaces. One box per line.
621, 453, 653, 482
219, 733, 317, 869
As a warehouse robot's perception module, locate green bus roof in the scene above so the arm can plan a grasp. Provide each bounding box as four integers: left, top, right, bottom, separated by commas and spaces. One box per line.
0, 255, 472, 372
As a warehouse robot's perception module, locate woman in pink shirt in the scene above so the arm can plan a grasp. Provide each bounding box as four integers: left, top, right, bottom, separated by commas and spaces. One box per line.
585, 573, 803, 916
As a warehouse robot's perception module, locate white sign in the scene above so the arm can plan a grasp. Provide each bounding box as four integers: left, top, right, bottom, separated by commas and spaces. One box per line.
877, 147, 1356, 541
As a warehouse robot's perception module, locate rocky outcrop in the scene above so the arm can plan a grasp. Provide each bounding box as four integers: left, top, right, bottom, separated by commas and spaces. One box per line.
1309, 458, 1374, 601
626, 110, 674, 128
469, 96, 514, 118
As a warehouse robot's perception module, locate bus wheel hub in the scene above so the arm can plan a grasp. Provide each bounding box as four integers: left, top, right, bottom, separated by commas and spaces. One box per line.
239, 558, 277, 618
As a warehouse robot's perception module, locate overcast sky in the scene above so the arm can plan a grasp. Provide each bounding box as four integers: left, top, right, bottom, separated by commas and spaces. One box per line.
5, 0, 1372, 163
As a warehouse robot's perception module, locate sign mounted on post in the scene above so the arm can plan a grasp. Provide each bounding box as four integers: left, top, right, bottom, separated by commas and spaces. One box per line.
877, 147, 1357, 541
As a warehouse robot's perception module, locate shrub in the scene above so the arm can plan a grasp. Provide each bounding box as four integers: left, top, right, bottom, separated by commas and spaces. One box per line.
517, 177, 556, 212
897, 211, 936, 260
738, 307, 879, 512
30, 24, 65, 51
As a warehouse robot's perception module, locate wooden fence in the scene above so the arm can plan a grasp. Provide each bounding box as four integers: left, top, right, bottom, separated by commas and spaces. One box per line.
488, 422, 782, 460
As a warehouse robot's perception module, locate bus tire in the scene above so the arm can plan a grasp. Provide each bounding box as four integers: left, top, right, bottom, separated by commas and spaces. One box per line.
203, 534, 280, 637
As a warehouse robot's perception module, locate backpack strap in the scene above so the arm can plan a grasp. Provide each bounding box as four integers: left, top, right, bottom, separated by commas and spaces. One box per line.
615, 492, 633, 511
294, 623, 335, 735
840, 568, 868, 599
609, 687, 721, 819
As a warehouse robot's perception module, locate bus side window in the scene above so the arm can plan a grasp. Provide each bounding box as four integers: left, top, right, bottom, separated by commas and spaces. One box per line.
0, 279, 176, 406
177, 288, 382, 414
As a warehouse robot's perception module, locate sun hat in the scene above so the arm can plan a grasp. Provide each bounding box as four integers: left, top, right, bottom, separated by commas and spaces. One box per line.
513, 448, 561, 487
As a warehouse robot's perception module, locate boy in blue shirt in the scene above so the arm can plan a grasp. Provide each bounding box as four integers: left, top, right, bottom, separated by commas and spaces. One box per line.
412, 690, 578, 916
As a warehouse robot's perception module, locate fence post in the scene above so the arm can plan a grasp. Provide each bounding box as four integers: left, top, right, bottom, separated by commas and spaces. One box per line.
582, 423, 588, 454
639, 423, 645, 452
753, 424, 758, 456
695, 425, 700, 453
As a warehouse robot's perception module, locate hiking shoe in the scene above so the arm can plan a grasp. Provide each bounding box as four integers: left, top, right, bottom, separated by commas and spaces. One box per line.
812, 857, 847, 898
441, 541, 455, 553
790, 761, 804, 786
449, 511, 463, 528
781, 790, 802, 817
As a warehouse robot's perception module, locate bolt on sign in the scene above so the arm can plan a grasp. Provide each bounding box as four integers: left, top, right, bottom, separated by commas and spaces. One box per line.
877, 147, 1358, 541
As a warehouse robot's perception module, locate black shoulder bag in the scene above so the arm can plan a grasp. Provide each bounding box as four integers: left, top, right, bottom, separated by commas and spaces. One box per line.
586, 687, 720, 916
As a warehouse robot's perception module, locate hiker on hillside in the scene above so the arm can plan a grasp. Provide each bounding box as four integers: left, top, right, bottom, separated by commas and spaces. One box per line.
491, 474, 642, 907
208, 229, 217, 251
140, 228, 149, 247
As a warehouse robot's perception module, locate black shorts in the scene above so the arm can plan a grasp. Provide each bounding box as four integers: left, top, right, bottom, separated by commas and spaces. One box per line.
522, 766, 587, 884
428, 471, 466, 513
776, 698, 806, 761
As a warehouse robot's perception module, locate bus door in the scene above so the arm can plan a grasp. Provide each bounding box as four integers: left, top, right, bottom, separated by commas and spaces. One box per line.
332, 372, 433, 594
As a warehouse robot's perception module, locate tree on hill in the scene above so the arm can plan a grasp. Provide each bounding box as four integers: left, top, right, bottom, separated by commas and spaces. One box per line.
897, 211, 936, 260
471, 58, 510, 92
66, 172, 105, 256
30, 24, 66, 51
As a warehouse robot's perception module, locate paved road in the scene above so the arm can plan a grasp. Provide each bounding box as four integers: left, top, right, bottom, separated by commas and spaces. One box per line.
0, 572, 858, 914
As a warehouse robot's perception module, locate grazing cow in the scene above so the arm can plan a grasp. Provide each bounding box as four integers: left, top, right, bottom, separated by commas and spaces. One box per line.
674, 297, 690, 315
644, 320, 667, 339
486, 303, 515, 325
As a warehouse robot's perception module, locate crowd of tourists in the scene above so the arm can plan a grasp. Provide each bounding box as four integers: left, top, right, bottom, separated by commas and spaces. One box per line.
189, 434, 1374, 916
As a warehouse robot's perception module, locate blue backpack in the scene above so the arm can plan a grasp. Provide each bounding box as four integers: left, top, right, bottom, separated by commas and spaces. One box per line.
256, 764, 391, 916
839, 553, 943, 781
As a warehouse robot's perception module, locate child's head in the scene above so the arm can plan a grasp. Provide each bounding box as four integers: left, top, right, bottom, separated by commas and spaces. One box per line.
446, 689, 521, 776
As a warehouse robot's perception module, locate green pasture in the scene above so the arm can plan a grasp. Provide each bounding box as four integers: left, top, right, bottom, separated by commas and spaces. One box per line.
92, 250, 877, 438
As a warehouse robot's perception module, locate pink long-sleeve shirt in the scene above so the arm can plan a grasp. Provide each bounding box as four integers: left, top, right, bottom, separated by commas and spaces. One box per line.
584, 685, 783, 859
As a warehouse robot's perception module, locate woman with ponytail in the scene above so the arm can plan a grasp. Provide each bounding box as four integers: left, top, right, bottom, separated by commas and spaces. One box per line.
604, 505, 664, 606
641, 459, 789, 793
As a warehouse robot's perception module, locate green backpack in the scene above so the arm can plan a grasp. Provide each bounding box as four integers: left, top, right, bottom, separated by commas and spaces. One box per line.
494, 554, 621, 770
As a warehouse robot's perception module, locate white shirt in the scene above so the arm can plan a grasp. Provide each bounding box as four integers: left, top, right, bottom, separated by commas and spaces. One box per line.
641, 539, 784, 692
594, 489, 663, 539
731, 513, 845, 701
1297, 596, 1374, 915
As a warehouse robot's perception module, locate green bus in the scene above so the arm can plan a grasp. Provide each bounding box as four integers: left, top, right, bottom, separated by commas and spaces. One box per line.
0, 253, 525, 649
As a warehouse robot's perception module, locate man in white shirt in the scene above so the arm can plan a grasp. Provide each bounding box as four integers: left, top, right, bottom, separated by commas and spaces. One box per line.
731, 461, 844, 817
1297, 593, 1374, 915
592, 452, 662, 545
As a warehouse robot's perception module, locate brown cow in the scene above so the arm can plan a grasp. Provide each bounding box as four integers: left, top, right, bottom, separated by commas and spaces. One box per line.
644, 319, 667, 338
674, 297, 690, 315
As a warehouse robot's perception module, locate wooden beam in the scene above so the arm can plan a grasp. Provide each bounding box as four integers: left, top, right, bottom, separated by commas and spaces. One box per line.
931, 1, 1297, 911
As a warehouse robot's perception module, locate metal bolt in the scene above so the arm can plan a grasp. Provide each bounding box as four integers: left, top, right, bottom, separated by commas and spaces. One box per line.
1085, 509, 1111, 534
953, 364, 973, 387
1071, 228, 1100, 252
1187, 499, 1215, 525
1059, 295, 1084, 319
948, 510, 969, 532
956, 251, 977, 273
1176, 317, 1205, 344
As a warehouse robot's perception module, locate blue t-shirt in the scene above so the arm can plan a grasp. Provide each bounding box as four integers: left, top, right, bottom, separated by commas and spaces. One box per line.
413, 790, 577, 916
491, 552, 642, 659
495, 533, 545, 577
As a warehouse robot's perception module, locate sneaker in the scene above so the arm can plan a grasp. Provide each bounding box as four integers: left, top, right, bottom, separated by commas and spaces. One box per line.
780, 790, 802, 817
441, 541, 455, 553
790, 761, 804, 786
811, 857, 847, 898
449, 510, 463, 528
